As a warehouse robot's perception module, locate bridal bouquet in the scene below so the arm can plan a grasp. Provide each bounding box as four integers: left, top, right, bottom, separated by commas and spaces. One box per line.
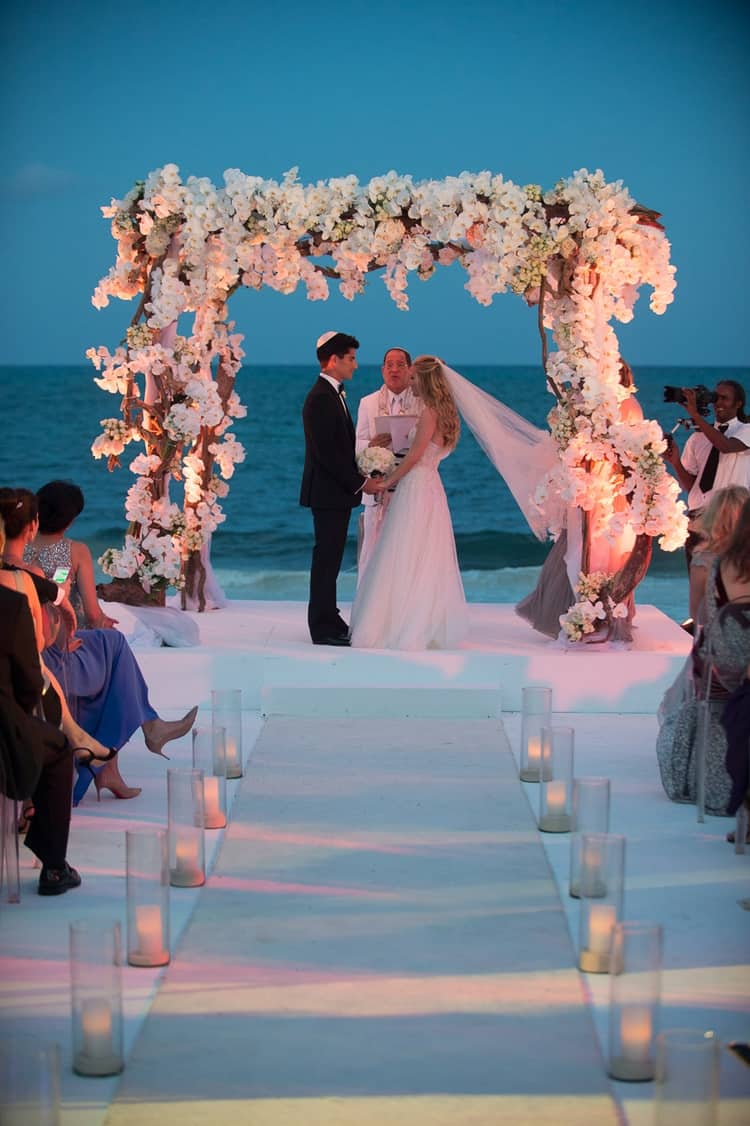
357, 447, 396, 478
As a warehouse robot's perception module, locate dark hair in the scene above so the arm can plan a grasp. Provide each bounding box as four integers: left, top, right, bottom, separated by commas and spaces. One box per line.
316, 332, 359, 367
36, 480, 85, 534
722, 497, 750, 582
0, 487, 38, 540
717, 379, 748, 423
619, 359, 634, 389
382, 347, 412, 366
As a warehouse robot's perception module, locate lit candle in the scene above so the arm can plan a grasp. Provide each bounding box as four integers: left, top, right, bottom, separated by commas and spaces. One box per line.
135, 904, 164, 960
620, 1006, 653, 1062
527, 736, 541, 767
203, 776, 225, 828
224, 737, 241, 778
546, 780, 567, 815
588, 903, 617, 957
175, 835, 200, 874
81, 999, 113, 1060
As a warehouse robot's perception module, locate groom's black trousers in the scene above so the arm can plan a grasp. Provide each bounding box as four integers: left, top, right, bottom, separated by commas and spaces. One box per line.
308, 507, 351, 640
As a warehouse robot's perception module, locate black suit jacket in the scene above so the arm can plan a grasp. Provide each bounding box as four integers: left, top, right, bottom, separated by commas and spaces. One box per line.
300, 376, 364, 510
0, 585, 55, 797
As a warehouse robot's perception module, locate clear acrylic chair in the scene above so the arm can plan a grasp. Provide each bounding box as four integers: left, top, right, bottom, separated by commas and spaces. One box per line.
0, 793, 21, 904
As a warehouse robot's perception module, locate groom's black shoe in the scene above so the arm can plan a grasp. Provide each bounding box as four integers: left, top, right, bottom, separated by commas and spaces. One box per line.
313, 635, 351, 647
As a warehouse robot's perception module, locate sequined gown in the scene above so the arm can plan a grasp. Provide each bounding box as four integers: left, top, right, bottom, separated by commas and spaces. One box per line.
656, 561, 750, 815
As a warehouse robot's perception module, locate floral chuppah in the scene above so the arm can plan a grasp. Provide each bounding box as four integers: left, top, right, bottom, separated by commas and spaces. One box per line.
89, 163, 686, 628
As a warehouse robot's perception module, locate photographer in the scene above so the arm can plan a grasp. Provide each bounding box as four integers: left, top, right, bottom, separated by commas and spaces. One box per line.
664, 380, 750, 565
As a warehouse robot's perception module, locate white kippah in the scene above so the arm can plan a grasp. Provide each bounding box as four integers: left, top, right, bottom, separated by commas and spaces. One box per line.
316, 331, 339, 348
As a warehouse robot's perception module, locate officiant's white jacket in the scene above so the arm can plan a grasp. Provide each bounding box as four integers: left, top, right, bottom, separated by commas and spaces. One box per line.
355, 386, 422, 509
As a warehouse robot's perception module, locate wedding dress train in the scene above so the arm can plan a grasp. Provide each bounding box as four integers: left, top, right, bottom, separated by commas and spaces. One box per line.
350, 440, 467, 650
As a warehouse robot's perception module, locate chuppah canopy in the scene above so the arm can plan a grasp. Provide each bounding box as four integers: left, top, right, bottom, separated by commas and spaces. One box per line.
88, 165, 685, 636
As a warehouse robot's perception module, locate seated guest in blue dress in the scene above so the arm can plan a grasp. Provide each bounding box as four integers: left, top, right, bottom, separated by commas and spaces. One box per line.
0, 488, 197, 805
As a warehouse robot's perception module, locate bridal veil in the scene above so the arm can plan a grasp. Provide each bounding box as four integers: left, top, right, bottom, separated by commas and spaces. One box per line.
440, 363, 560, 540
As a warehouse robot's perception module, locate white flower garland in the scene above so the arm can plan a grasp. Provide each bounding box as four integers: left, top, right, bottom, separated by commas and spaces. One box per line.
90, 164, 684, 620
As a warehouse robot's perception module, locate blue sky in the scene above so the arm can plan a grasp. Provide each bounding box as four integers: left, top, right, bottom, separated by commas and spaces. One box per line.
2, 0, 748, 368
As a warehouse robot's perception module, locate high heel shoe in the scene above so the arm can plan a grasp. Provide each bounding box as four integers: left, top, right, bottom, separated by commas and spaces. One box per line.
74, 745, 118, 771
72, 748, 140, 806
142, 705, 199, 759
92, 758, 142, 803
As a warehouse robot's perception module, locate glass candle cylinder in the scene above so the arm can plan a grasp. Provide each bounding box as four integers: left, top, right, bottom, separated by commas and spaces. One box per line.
167, 768, 205, 888
0, 1039, 60, 1126
607, 921, 662, 1081
578, 832, 625, 973
569, 777, 611, 897
519, 685, 552, 782
211, 689, 243, 779
126, 829, 170, 967
1, 794, 21, 903
538, 726, 574, 832
69, 920, 124, 1077
192, 726, 227, 829
654, 1029, 719, 1126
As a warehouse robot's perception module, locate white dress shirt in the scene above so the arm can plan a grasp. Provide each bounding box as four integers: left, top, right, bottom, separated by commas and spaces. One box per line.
682, 416, 750, 511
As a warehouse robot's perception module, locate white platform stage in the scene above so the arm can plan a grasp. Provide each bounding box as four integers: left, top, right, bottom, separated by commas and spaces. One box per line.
130, 601, 691, 717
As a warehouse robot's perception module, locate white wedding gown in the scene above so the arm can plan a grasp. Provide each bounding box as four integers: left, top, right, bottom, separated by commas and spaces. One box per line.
350, 438, 467, 650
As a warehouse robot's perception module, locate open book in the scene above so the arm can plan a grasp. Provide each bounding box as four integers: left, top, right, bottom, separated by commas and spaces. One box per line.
375, 415, 418, 456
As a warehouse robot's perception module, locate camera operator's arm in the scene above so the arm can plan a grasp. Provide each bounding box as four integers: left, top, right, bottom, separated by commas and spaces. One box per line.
663, 431, 696, 492
683, 389, 749, 453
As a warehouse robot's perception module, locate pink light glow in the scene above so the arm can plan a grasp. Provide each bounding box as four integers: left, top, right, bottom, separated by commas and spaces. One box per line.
207, 875, 401, 899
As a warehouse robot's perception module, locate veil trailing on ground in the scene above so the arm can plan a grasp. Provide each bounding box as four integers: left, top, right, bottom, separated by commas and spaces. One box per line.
440, 363, 560, 540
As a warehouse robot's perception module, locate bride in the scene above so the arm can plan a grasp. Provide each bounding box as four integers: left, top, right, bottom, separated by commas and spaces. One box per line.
350, 356, 468, 650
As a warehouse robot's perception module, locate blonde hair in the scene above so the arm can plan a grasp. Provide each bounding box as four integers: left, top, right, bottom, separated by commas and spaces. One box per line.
412, 355, 460, 450
698, 485, 750, 555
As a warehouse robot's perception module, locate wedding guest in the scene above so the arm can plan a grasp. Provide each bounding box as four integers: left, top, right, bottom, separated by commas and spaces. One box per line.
355, 346, 424, 577
517, 359, 643, 641
0, 516, 119, 893
656, 497, 750, 814
688, 485, 749, 623
722, 660, 750, 839
664, 380, 750, 567
0, 581, 81, 894
300, 332, 376, 646
2, 487, 197, 803
0, 515, 117, 768
31, 479, 118, 629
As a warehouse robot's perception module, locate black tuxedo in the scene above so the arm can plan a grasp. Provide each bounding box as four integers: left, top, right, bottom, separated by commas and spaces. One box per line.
0, 585, 72, 868
300, 375, 364, 641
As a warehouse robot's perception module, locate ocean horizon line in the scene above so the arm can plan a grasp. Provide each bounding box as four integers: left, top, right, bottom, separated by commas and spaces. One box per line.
0, 361, 746, 372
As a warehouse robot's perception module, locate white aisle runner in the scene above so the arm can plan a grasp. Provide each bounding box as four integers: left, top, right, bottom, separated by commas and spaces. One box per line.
106, 718, 619, 1125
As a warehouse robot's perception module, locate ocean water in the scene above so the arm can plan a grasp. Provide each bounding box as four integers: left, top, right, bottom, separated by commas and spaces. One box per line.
0, 363, 740, 623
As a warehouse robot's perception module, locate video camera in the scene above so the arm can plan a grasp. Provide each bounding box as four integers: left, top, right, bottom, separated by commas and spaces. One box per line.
663, 384, 717, 417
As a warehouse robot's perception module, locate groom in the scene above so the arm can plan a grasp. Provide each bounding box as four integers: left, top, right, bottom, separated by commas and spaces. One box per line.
300, 332, 376, 645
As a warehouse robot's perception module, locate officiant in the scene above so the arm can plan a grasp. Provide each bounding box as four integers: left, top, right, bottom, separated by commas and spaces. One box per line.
355, 347, 423, 577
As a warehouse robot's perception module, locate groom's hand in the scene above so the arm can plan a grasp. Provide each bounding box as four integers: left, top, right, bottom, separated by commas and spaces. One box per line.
369, 433, 392, 448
